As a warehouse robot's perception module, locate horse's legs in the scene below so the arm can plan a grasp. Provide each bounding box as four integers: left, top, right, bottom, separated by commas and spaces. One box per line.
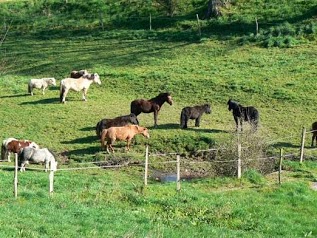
154, 111, 158, 127
234, 117, 239, 131
195, 116, 201, 127
6, 151, 11, 162
42, 86, 46, 95
62, 89, 69, 103
312, 134, 317, 147
82, 88, 88, 101
126, 139, 131, 151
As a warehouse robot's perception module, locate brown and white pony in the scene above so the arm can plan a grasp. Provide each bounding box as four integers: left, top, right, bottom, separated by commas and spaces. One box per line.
1, 138, 40, 162
60, 73, 101, 103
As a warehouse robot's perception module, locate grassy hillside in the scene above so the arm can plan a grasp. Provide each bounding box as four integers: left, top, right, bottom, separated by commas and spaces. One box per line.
0, 0, 317, 237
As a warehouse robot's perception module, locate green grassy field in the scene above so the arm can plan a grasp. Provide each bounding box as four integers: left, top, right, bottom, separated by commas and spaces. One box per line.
0, 0, 317, 237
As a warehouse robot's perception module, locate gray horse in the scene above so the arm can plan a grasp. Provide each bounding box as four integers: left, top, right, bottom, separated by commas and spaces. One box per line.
18, 147, 56, 172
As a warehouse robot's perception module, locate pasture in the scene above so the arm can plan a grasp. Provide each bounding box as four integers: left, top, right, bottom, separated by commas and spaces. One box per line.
0, 4, 317, 236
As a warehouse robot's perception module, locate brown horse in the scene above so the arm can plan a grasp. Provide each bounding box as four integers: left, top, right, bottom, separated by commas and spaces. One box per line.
130, 92, 173, 127
101, 125, 150, 153
311, 121, 317, 147
1, 138, 40, 162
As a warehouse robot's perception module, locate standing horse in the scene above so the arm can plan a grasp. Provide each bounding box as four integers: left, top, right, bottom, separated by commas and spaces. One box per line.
311, 121, 317, 147
227, 99, 259, 131
180, 104, 211, 129
1, 138, 40, 162
18, 147, 56, 172
130, 92, 173, 127
60, 73, 101, 103
101, 125, 150, 153
28, 78, 56, 96
95, 113, 139, 138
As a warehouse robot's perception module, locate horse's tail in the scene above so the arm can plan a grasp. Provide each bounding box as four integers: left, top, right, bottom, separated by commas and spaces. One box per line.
59, 82, 65, 103
28, 82, 32, 94
1, 143, 6, 161
96, 121, 101, 138
180, 108, 187, 129
100, 129, 108, 150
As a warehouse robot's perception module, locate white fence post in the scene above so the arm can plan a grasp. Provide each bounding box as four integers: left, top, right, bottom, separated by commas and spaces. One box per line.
299, 127, 306, 163
49, 161, 57, 194
14, 154, 18, 199
144, 145, 149, 186
176, 154, 181, 191
237, 134, 242, 179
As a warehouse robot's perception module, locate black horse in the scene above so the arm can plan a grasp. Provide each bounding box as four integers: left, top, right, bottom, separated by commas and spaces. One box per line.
180, 104, 211, 129
130, 92, 173, 127
227, 99, 259, 131
95, 113, 139, 138
311, 121, 317, 147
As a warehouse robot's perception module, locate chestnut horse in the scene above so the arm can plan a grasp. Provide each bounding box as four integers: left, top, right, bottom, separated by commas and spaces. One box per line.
1, 138, 40, 162
130, 92, 173, 127
101, 125, 150, 153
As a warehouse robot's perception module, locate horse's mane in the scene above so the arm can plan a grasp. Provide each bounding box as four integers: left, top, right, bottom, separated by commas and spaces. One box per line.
150, 92, 170, 101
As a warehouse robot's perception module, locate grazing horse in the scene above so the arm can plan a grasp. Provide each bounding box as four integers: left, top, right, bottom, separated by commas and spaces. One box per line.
101, 125, 150, 153
95, 113, 139, 138
130, 92, 173, 127
1, 138, 40, 162
60, 73, 101, 103
70, 69, 88, 79
227, 99, 259, 131
180, 104, 211, 129
28, 78, 56, 96
18, 147, 56, 172
311, 121, 317, 147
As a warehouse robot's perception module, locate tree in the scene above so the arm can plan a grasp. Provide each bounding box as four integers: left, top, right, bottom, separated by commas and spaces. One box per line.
205, 0, 230, 19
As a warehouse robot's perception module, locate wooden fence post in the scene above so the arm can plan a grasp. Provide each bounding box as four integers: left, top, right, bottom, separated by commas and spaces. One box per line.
237, 134, 242, 179
278, 148, 283, 185
14, 154, 18, 199
300, 127, 306, 163
196, 14, 201, 38
176, 154, 181, 191
49, 161, 57, 194
144, 145, 149, 186
149, 14, 152, 31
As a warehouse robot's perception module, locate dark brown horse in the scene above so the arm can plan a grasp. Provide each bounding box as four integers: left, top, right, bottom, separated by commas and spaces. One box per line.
227, 99, 259, 132
1, 138, 40, 162
130, 92, 173, 127
311, 121, 317, 147
95, 113, 139, 138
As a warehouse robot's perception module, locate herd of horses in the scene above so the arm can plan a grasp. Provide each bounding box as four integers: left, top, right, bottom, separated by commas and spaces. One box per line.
2, 69, 316, 171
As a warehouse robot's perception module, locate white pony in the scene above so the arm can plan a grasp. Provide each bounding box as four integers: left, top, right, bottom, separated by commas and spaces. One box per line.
28, 78, 56, 96
18, 147, 56, 172
60, 73, 101, 103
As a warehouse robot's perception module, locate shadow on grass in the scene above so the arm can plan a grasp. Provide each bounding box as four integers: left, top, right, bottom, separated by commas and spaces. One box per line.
271, 142, 300, 149
19, 97, 60, 105
61, 135, 97, 144
80, 126, 95, 132
148, 123, 227, 133
0, 94, 29, 98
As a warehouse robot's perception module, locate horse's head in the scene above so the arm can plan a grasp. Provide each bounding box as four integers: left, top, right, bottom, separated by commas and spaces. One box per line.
50, 78, 57, 86
204, 104, 212, 114
129, 113, 139, 125
137, 126, 150, 138
92, 73, 101, 85
29, 141, 40, 149
164, 93, 173, 105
